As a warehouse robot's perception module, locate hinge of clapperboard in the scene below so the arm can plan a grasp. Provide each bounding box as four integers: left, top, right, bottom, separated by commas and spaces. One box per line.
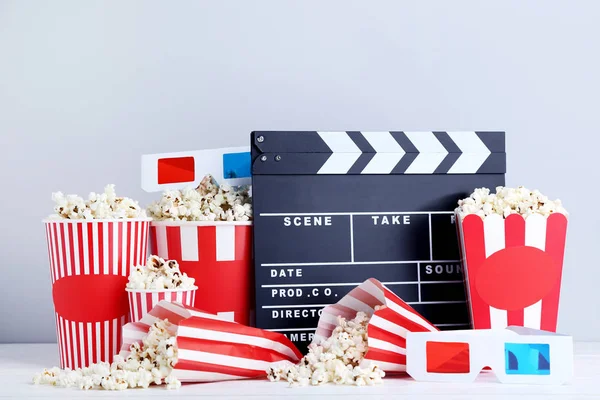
141, 147, 251, 192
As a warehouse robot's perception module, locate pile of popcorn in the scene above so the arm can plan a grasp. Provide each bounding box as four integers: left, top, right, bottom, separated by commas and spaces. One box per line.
127, 255, 195, 290
267, 311, 385, 387
457, 186, 568, 219
50, 184, 146, 220
147, 175, 252, 222
33, 319, 180, 390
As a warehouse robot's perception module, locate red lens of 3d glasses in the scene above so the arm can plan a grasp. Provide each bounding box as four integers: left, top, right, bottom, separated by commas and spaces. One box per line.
157, 157, 195, 184
426, 341, 471, 373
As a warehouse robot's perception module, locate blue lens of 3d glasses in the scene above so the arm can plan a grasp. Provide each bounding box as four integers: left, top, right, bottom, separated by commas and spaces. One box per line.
223, 152, 251, 179
505, 343, 550, 375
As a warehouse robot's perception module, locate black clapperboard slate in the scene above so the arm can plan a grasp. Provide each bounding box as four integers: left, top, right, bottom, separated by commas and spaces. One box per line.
251, 131, 505, 350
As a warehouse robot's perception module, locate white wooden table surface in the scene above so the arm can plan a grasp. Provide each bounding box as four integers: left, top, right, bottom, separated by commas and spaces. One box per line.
2, 343, 599, 399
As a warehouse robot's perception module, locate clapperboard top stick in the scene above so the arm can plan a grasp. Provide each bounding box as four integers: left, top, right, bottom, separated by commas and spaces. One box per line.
251, 131, 505, 175
251, 131, 506, 351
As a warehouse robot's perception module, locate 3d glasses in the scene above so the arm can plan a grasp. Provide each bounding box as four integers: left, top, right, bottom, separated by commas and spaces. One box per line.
406, 326, 573, 385
141, 146, 251, 192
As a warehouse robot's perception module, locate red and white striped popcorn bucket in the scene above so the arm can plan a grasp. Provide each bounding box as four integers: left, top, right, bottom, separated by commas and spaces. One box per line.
127, 287, 197, 322
456, 212, 568, 331
149, 221, 253, 325
43, 218, 151, 369
314, 278, 438, 373
120, 301, 302, 382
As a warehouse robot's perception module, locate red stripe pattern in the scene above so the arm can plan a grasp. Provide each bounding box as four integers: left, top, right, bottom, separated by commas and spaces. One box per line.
149, 222, 253, 325
541, 214, 568, 331
120, 301, 302, 383
127, 289, 197, 322
504, 214, 526, 326
458, 215, 490, 329
314, 278, 438, 373
44, 219, 151, 369
457, 213, 568, 331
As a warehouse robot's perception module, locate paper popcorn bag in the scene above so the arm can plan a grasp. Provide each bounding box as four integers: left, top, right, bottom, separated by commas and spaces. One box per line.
456, 213, 568, 331
313, 278, 439, 373
120, 301, 302, 382
149, 221, 253, 325
126, 287, 197, 322
44, 218, 151, 369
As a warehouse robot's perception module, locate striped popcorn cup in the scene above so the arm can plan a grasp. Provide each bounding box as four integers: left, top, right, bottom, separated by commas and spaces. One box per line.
43, 218, 152, 369
456, 212, 568, 332
149, 221, 253, 325
126, 287, 198, 322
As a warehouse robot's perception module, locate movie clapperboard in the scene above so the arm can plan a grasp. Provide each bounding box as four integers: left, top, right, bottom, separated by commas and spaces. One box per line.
251, 131, 506, 350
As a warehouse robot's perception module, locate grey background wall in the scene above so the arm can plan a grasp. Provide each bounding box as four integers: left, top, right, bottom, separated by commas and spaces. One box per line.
1, 1, 599, 343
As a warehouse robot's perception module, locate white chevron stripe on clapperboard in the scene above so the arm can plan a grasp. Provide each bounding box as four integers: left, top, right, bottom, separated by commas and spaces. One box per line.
446, 131, 491, 173
403, 132, 448, 174
317, 131, 361, 174
360, 132, 405, 174
316, 131, 492, 174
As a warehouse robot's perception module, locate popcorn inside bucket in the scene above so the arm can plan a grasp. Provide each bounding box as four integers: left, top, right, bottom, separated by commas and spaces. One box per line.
456, 186, 567, 219
50, 184, 147, 220
147, 174, 252, 222
126, 256, 198, 323
127, 255, 196, 290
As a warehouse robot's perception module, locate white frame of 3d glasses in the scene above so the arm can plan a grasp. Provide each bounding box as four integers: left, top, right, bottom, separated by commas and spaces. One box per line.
406, 327, 573, 385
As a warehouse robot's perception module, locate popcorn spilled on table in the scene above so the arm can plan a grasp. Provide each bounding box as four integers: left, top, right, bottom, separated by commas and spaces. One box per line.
34, 319, 180, 390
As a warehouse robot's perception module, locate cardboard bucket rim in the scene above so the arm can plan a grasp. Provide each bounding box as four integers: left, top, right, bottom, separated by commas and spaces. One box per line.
150, 220, 253, 227
126, 286, 198, 293
42, 217, 154, 224
453, 208, 569, 221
